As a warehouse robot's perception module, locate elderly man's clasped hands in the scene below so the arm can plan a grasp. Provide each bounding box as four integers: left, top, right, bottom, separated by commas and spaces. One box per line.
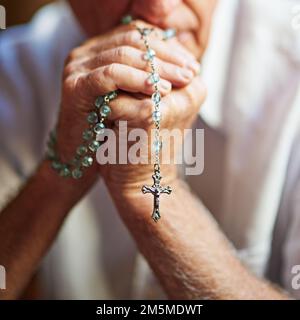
56, 20, 205, 192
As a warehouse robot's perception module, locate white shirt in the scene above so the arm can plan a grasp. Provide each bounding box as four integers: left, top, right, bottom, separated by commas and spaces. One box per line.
0, 0, 299, 299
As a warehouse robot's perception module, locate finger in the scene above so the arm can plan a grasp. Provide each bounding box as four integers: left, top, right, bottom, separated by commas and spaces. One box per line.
160, 76, 206, 127
108, 92, 153, 126
78, 63, 172, 98
81, 29, 200, 73
114, 19, 198, 63
81, 46, 195, 87
176, 31, 201, 59
184, 0, 218, 53
167, 37, 200, 67
108, 77, 206, 128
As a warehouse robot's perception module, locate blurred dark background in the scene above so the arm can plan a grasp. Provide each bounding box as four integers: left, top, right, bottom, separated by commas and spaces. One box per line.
1, 0, 53, 27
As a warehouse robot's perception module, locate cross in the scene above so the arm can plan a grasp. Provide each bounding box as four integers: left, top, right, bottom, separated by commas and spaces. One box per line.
142, 170, 172, 222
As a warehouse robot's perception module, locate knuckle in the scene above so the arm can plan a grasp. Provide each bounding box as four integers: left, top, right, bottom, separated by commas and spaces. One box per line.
114, 46, 129, 61
90, 68, 106, 90
63, 75, 77, 96
157, 61, 168, 76
103, 63, 118, 78
86, 72, 96, 92
124, 30, 139, 46
92, 54, 103, 68
63, 62, 76, 79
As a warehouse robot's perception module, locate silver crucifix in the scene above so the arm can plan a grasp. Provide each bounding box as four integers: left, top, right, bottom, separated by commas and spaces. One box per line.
142, 170, 172, 222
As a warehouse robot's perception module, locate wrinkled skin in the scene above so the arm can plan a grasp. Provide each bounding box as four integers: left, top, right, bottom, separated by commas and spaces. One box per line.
68, 0, 217, 59
56, 0, 216, 188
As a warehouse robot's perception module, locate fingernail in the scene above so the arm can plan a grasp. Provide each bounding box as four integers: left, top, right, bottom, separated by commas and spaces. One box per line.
186, 60, 201, 75
159, 80, 172, 91
178, 68, 194, 81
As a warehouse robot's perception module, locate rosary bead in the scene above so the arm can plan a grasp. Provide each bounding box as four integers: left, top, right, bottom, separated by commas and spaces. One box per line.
49, 91, 115, 179
148, 73, 160, 84
94, 122, 105, 134
72, 168, 83, 179
82, 129, 94, 141
153, 140, 162, 153
82, 156, 93, 167
152, 111, 161, 122
95, 96, 104, 108
89, 140, 101, 152
121, 15, 132, 25
100, 104, 111, 117
163, 28, 176, 40
51, 161, 62, 170
59, 166, 71, 177
76, 145, 88, 156
87, 111, 99, 124
141, 28, 152, 36
143, 49, 156, 61
152, 92, 161, 104
108, 91, 118, 100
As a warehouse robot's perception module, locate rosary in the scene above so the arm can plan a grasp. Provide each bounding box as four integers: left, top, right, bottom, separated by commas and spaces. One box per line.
47, 16, 175, 222
136, 25, 173, 222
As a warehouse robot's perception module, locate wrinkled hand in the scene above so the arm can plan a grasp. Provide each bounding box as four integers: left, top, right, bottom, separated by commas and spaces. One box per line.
56, 22, 200, 186
102, 75, 206, 195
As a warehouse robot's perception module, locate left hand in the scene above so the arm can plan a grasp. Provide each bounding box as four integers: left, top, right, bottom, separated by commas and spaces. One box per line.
101, 75, 206, 195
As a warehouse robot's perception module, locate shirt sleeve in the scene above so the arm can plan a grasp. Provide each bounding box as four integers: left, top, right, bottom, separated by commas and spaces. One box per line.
0, 9, 63, 209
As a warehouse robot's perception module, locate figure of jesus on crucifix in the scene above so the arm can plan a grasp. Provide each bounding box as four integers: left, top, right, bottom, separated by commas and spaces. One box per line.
142, 169, 172, 222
